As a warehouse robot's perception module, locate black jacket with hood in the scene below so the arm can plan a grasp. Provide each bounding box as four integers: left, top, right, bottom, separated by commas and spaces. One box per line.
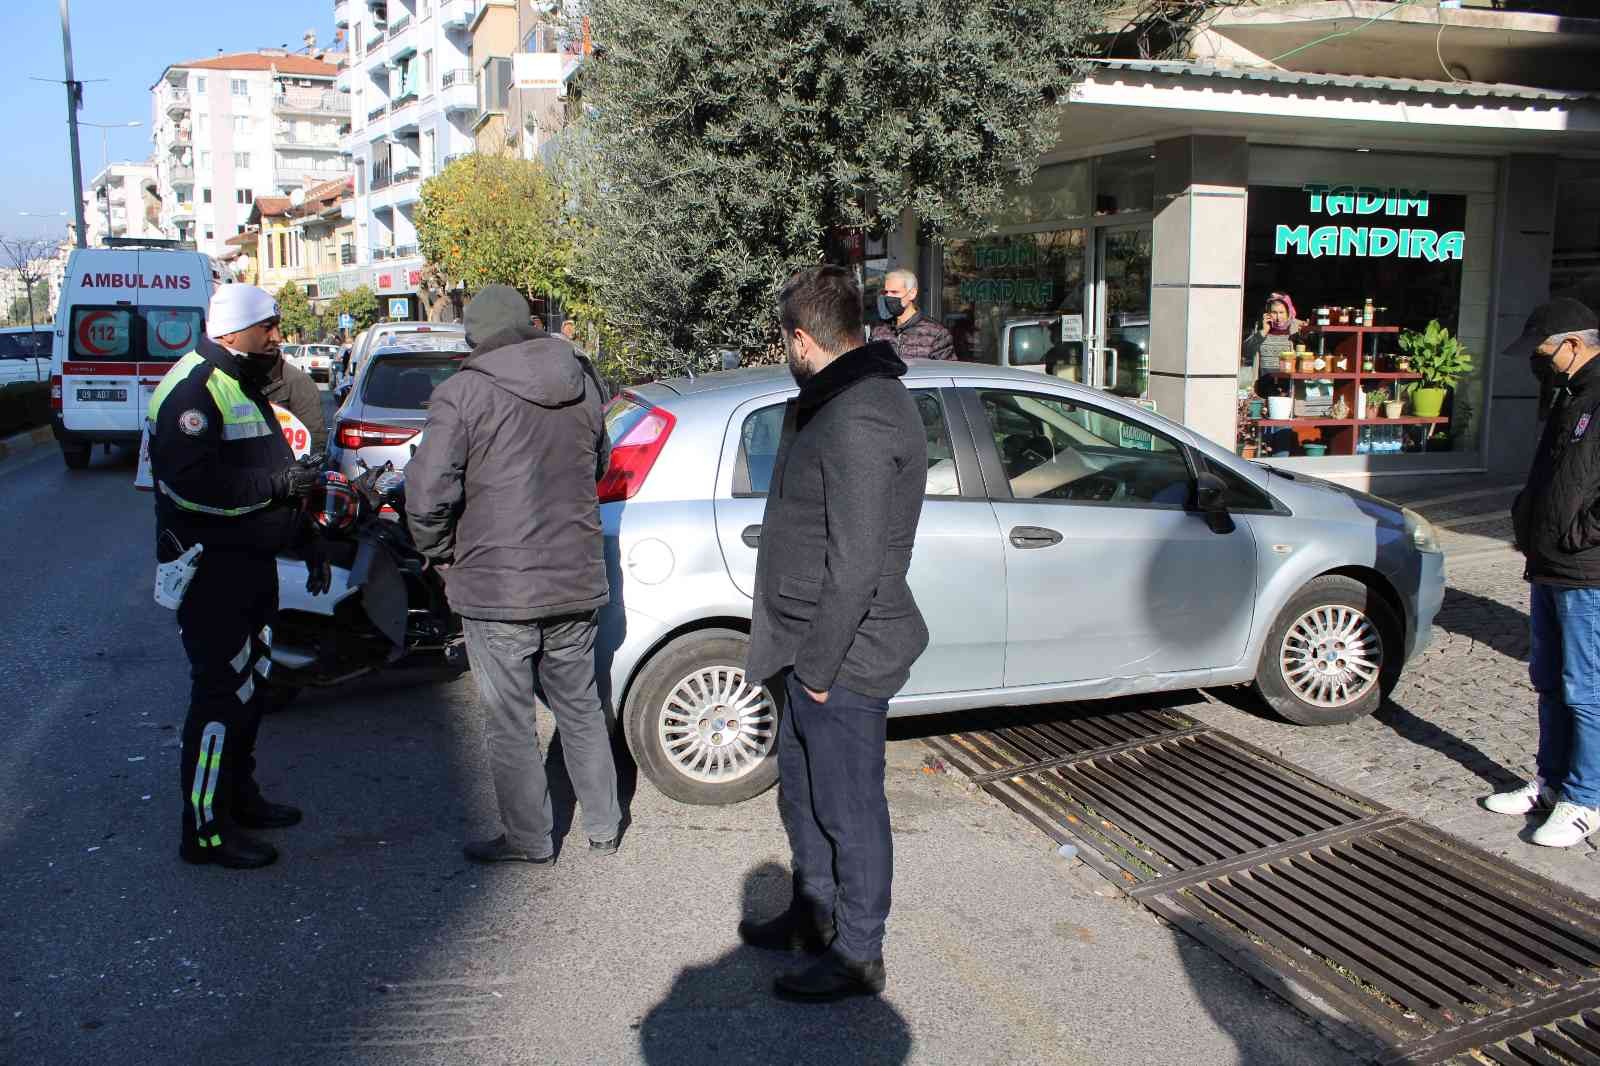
1513, 359, 1600, 587
404, 289, 611, 621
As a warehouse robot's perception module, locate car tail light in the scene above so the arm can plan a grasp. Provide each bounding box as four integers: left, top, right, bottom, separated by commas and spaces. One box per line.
50, 374, 62, 412
597, 400, 675, 504
335, 419, 419, 450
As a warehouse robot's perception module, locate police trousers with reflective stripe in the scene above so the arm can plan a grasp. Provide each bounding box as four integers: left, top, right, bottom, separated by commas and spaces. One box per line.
176, 550, 277, 848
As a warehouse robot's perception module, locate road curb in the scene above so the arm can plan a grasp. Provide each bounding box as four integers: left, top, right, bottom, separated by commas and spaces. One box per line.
0, 425, 53, 466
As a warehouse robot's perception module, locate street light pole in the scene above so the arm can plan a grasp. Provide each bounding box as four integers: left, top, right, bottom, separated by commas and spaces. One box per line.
60, 0, 88, 249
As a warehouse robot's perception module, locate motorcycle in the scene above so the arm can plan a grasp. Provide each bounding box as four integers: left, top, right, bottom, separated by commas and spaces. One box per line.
265, 459, 464, 706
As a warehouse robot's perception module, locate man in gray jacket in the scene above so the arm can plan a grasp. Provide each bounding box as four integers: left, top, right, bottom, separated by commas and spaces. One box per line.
405, 284, 620, 865
741, 265, 930, 1002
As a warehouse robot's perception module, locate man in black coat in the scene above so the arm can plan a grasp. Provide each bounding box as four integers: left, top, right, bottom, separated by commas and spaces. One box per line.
405, 284, 620, 865
741, 265, 930, 1002
1493, 298, 1600, 848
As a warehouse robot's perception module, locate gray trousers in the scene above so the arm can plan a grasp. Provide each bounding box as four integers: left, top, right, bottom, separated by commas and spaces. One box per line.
462, 614, 621, 857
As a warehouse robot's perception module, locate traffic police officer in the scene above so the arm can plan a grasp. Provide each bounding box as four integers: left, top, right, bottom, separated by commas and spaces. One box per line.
149, 284, 325, 869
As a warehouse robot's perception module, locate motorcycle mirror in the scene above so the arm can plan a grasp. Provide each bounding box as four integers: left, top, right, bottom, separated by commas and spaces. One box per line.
409, 444, 418, 457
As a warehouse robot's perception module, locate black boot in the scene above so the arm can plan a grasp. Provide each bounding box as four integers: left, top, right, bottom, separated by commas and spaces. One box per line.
738, 906, 835, 954
463, 835, 555, 866
235, 796, 303, 829
774, 951, 886, 1003
180, 833, 279, 870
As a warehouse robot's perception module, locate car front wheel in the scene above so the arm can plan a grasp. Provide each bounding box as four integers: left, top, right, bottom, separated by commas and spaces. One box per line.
1253, 574, 1402, 726
625, 629, 781, 805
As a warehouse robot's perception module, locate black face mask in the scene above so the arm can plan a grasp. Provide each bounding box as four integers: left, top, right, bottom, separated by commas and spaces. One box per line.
235, 350, 278, 384
1532, 347, 1572, 420
876, 294, 905, 322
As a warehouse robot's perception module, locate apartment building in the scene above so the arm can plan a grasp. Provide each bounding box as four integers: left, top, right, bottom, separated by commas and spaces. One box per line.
83, 162, 161, 247
335, 0, 478, 318
472, 1, 581, 159
243, 177, 356, 307
151, 50, 347, 257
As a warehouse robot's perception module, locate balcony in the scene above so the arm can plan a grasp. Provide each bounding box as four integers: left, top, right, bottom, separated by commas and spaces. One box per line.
371, 166, 393, 192
340, 198, 357, 220
390, 12, 411, 36
165, 90, 191, 116
371, 246, 393, 260
276, 166, 348, 191
334, 0, 350, 26
340, 244, 357, 265
440, 69, 476, 115
273, 90, 350, 118
368, 103, 389, 124
170, 129, 193, 148
394, 243, 418, 258
171, 202, 195, 219
170, 162, 195, 184
439, 0, 476, 30
274, 127, 345, 151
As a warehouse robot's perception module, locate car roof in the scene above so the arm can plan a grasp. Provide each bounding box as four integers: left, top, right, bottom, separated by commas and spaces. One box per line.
642, 358, 1070, 397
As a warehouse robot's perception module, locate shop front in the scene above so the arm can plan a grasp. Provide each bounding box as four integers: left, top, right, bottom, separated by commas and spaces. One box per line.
919, 61, 1600, 490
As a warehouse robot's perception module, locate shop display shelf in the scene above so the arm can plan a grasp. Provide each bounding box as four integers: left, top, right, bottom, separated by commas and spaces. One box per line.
1253, 416, 1450, 428
1309, 324, 1401, 334
1262, 371, 1361, 380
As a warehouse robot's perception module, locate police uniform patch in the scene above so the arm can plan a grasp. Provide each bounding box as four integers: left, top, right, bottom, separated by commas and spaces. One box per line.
1577, 413, 1592, 442
178, 409, 208, 436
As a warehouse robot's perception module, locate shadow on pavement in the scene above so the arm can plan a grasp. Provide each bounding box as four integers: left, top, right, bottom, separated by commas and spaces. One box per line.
637, 862, 911, 1066
1431, 586, 1529, 663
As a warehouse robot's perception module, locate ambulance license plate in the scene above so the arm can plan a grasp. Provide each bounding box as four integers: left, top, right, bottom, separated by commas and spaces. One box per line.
77, 388, 127, 402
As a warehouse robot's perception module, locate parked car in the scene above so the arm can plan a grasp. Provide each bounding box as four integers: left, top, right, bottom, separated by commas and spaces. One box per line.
328, 336, 472, 479
595, 361, 1445, 806
0, 326, 51, 386
296, 343, 339, 384
347, 321, 465, 383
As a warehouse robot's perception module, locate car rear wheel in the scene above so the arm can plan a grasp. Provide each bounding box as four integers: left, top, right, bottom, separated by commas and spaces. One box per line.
1253, 575, 1401, 726
61, 443, 90, 470
625, 629, 781, 805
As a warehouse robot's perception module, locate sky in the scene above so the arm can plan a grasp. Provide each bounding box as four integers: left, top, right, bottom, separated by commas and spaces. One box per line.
0, 0, 339, 241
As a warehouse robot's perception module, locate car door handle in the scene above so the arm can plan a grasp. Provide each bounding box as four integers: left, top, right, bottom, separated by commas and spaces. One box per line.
1009, 525, 1063, 549
741, 525, 762, 548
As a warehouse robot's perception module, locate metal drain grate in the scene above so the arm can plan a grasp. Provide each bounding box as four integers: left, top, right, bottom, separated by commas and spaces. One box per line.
928, 710, 1600, 1061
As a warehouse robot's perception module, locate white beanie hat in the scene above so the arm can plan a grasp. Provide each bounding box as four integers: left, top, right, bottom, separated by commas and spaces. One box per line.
207, 284, 279, 339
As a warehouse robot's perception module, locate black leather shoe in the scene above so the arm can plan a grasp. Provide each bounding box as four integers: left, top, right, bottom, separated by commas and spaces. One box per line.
180, 833, 279, 870
774, 952, 886, 1003
235, 797, 303, 829
738, 908, 835, 954
463, 835, 555, 866
589, 836, 620, 856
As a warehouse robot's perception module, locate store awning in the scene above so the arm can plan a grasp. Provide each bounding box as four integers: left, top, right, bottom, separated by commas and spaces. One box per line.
1061, 59, 1600, 156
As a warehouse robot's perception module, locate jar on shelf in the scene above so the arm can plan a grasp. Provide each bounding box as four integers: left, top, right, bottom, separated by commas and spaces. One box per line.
1362, 354, 1375, 373
1337, 307, 1352, 324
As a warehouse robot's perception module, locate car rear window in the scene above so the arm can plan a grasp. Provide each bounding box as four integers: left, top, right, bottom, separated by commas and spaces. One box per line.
0, 330, 50, 358
361, 354, 464, 410
67, 305, 204, 361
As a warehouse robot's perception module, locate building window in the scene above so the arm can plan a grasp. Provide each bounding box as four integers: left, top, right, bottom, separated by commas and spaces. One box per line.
1239, 183, 1475, 461
202, 188, 212, 204
194, 76, 207, 94
235, 153, 251, 168
199, 151, 211, 169
278, 234, 287, 267
204, 227, 214, 241
422, 50, 433, 94
231, 78, 248, 97
236, 189, 253, 205
478, 57, 512, 115
234, 116, 251, 134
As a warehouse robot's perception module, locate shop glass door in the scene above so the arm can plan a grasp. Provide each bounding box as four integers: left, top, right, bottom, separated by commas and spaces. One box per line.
940, 228, 1089, 379
1090, 225, 1153, 400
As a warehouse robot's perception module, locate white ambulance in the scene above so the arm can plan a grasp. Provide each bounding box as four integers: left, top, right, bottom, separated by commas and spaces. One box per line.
50, 242, 226, 469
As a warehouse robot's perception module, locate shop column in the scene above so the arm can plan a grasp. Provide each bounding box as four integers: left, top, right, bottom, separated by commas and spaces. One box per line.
1487, 155, 1557, 476
1148, 135, 1249, 448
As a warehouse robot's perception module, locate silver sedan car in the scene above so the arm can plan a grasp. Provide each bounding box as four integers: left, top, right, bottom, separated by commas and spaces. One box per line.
596, 361, 1445, 806
328, 337, 471, 479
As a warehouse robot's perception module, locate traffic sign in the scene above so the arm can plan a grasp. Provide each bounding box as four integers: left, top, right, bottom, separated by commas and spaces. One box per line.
339, 313, 354, 331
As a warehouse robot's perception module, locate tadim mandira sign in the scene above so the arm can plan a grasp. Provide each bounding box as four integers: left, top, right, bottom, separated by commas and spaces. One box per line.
1274, 184, 1465, 263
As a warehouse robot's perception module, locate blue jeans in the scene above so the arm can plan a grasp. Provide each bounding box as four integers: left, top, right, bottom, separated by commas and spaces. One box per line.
1529, 583, 1600, 808
777, 672, 892, 963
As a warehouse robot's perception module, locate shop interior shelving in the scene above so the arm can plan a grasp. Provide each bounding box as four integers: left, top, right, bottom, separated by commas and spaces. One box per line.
1247, 324, 1449, 457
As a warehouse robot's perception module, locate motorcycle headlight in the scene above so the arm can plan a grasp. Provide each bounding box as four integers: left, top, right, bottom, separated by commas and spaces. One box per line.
1402, 507, 1442, 554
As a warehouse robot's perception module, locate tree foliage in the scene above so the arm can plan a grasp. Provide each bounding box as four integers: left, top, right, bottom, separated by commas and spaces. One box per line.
568, 0, 1112, 377
415, 154, 573, 302
329, 286, 380, 335
277, 281, 318, 341
4, 282, 52, 327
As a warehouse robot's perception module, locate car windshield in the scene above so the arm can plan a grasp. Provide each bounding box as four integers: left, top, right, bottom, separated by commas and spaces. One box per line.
361, 353, 465, 410
0, 331, 50, 358
282, 345, 303, 356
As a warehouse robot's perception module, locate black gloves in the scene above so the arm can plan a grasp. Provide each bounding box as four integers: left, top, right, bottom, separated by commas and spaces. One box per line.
272, 463, 319, 504
305, 542, 332, 596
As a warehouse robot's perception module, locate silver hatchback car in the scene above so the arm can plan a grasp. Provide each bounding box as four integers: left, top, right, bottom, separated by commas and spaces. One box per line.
595, 361, 1445, 806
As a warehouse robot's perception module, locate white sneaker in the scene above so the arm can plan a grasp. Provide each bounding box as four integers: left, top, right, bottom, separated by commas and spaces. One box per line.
1532, 801, 1600, 848
1483, 778, 1559, 816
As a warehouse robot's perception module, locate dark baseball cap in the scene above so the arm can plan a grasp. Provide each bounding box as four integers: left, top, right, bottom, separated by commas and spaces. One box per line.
1502, 297, 1598, 358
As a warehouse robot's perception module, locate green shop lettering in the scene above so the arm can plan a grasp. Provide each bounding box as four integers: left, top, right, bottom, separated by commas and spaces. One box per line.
1274, 184, 1464, 263
958, 278, 1056, 308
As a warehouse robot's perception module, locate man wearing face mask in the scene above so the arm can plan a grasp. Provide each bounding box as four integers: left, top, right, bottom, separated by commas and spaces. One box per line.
1495, 298, 1600, 848
148, 284, 327, 869
869, 268, 956, 361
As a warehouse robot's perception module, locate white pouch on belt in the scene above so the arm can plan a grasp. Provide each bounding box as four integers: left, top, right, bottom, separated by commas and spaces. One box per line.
155, 543, 204, 610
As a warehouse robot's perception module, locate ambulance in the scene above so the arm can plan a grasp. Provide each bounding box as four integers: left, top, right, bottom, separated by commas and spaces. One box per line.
50, 242, 227, 469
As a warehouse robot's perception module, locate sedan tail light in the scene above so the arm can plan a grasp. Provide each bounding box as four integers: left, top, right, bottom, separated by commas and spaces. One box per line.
597, 398, 676, 504
50, 374, 62, 412
335, 419, 419, 450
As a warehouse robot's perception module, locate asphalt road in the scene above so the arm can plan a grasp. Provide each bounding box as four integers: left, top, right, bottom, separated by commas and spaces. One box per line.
0, 425, 1361, 1066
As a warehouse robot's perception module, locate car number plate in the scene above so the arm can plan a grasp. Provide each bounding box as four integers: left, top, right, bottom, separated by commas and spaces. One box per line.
77, 387, 128, 402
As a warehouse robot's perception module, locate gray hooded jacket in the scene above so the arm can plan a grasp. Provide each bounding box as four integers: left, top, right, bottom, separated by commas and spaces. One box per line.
405, 315, 611, 621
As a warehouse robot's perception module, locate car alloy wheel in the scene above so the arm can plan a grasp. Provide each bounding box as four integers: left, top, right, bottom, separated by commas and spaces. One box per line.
657, 665, 777, 784
1278, 604, 1382, 709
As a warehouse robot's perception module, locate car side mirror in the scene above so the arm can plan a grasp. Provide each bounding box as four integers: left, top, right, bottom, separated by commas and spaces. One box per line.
1194, 471, 1235, 534
334, 382, 351, 401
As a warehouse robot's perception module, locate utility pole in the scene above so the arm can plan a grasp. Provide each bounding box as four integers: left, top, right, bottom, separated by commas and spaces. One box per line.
61, 0, 88, 249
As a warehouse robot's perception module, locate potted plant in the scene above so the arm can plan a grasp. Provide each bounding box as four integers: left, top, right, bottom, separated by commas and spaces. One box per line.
1366, 389, 1388, 419
1384, 394, 1405, 419
1399, 320, 1474, 418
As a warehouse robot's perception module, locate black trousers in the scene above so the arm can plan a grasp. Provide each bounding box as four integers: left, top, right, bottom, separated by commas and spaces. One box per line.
777, 671, 893, 962
176, 551, 277, 848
